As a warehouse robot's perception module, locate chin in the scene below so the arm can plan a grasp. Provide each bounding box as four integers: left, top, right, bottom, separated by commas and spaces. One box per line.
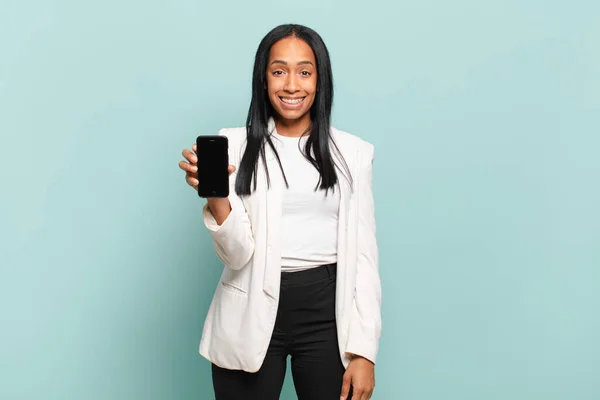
278, 110, 307, 120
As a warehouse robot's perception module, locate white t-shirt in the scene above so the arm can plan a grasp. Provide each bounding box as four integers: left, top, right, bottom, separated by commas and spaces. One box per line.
272, 131, 340, 272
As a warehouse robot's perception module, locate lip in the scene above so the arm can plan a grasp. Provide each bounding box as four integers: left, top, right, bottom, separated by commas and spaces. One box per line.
278, 96, 306, 110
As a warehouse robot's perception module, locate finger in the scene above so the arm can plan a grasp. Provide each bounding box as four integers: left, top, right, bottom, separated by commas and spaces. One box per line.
340, 374, 351, 400
185, 174, 198, 188
352, 387, 364, 400
179, 160, 197, 174
192, 144, 197, 153
182, 148, 197, 164
228, 165, 236, 175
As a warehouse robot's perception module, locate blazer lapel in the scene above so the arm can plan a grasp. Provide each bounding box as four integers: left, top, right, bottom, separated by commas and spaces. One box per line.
263, 118, 284, 299
333, 133, 354, 317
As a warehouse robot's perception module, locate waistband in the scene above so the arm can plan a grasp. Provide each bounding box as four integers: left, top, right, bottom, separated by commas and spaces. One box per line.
280, 263, 337, 285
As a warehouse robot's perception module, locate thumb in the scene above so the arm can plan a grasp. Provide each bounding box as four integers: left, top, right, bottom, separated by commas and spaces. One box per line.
340, 372, 351, 400
228, 165, 236, 175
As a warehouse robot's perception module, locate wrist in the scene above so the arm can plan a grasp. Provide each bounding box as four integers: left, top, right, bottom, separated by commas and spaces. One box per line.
207, 198, 231, 225
347, 353, 374, 365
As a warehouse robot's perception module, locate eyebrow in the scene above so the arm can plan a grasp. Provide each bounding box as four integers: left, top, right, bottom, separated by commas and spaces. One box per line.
270, 60, 315, 66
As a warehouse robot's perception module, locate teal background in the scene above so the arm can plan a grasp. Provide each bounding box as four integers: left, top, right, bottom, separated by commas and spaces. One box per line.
1, 0, 599, 399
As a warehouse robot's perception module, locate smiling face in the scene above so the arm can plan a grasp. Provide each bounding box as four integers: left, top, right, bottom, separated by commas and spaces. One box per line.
266, 36, 317, 130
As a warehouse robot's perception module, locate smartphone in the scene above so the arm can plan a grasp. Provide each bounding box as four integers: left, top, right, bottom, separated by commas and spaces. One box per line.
195, 135, 229, 198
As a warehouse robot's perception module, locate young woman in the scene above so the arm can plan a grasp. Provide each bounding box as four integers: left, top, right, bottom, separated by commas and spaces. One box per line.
179, 24, 382, 400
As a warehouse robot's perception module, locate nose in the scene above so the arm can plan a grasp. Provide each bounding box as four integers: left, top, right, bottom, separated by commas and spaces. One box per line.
283, 74, 299, 93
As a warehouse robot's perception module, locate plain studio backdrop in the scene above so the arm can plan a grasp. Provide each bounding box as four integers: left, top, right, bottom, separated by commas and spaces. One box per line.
1, 0, 599, 399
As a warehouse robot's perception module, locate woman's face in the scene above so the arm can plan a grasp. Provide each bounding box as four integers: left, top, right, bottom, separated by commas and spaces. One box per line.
266, 36, 317, 124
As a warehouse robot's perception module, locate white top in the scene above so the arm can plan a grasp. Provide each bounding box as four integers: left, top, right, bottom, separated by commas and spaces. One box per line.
272, 131, 340, 272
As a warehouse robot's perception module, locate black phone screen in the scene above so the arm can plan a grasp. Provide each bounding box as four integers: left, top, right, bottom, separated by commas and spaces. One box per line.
195, 135, 229, 198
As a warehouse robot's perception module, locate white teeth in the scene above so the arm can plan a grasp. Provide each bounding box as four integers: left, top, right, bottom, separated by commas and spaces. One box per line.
280, 97, 304, 104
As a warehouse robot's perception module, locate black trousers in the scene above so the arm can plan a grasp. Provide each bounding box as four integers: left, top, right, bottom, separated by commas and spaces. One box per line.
212, 263, 352, 400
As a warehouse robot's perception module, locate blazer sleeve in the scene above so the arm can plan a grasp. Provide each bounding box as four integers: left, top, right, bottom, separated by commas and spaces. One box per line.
345, 143, 382, 364
202, 129, 255, 270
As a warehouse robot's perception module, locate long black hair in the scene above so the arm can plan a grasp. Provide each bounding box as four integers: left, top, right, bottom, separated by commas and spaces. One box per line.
235, 24, 351, 196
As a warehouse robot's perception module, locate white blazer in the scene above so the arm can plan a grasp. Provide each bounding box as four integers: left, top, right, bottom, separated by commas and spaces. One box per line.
199, 120, 382, 373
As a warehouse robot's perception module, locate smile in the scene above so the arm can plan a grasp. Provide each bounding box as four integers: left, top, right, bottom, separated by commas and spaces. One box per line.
279, 97, 305, 105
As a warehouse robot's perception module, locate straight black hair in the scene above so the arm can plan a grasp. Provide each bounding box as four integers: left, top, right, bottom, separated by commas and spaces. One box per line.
235, 23, 351, 196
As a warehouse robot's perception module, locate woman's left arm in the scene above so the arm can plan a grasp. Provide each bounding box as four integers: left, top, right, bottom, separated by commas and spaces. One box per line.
341, 143, 382, 400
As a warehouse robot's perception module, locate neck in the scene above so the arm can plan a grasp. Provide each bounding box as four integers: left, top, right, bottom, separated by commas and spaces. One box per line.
274, 114, 312, 137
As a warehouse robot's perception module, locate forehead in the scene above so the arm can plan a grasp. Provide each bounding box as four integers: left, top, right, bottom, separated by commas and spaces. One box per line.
269, 37, 316, 62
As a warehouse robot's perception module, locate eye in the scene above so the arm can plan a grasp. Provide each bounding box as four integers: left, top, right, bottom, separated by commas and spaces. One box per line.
300, 71, 312, 76
272, 70, 284, 76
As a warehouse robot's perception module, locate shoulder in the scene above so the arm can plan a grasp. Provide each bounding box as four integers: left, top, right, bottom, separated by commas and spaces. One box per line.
331, 126, 375, 161
217, 127, 247, 161
218, 126, 246, 147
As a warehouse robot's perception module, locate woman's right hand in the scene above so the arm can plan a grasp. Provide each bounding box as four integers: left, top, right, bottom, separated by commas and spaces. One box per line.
179, 144, 236, 191
180, 144, 236, 225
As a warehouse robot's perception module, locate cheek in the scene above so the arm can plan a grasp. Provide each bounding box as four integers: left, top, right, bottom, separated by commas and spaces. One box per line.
307, 84, 317, 99
306, 79, 318, 95
266, 76, 279, 93
267, 87, 280, 102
